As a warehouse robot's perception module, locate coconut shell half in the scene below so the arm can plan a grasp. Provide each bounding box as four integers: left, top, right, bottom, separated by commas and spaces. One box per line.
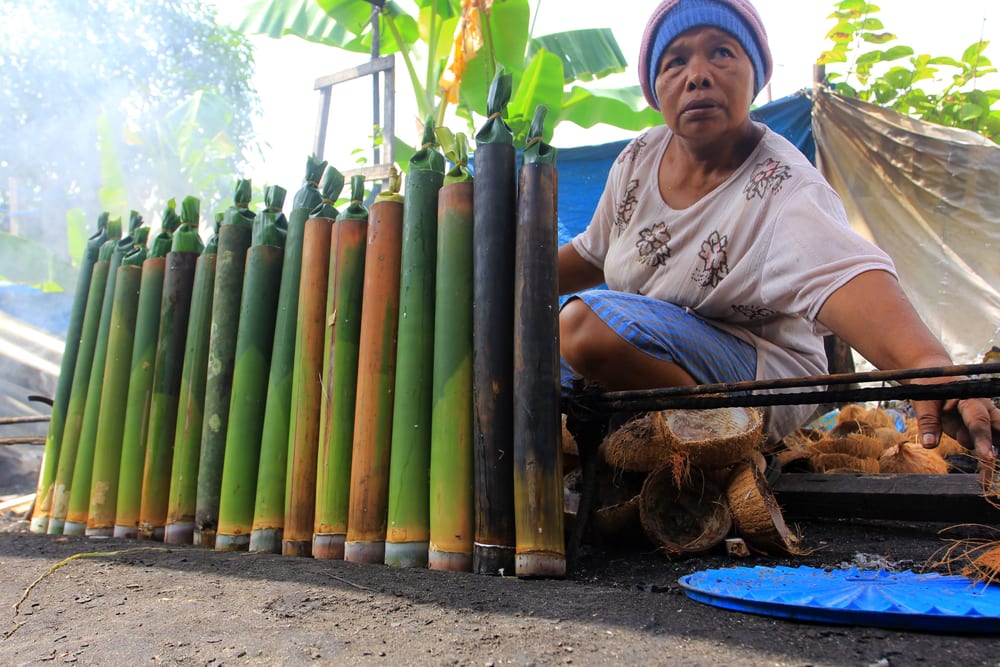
639, 466, 731, 558
601, 407, 764, 472
726, 456, 804, 556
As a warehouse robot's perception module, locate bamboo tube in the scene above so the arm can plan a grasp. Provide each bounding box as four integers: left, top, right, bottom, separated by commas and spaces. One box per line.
114, 204, 178, 538
162, 219, 218, 545
31, 213, 111, 534
513, 108, 564, 578
283, 181, 337, 558
250, 157, 330, 554
472, 71, 518, 575
384, 124, 445, 568
342, 175, 404, 564
195, 179, 255, 548
313, 175, 369, 560
62, 232, 131, 535
47, 222, 121, 535
138, 199, 203, 541
428, 135, 475, 572
216, 186, 287, 551
84, 244, 146, 536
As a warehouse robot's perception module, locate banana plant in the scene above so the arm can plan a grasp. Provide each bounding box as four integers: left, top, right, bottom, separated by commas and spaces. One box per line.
234, 0, 661, 147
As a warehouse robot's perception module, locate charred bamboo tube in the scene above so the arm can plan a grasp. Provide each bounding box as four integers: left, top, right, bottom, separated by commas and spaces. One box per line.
216, 186, 287, 551
47, 228, 118, 535
31, 213, 110, 534
138, 200, 203, 541
282, 196, 336, 558
342, 175, 403, 564
314, 176, 370, 560
250, 158, 330, 554
513, 109, 564, 578
472, 71, 518, 574
195, 179, 255, 548
62, 233, 131, 535
428, 140, 475, 572
162, 233, 218, 545
84, 246, 145, 536
114, 209, 177, 539
385, 123, 445, 568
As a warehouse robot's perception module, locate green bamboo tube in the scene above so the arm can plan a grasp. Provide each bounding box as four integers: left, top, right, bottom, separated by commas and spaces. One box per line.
195, 179, 255, 548
114, 205, 177, 539
384, 122, 445, 568
162, 240, 217, 544
249, 157, 330, 554
282, 196, 336, 558
83, 246, 146, 536
314, 175, 367, 560
31, 213, 111, 534
428, 142, 475, 572
340, 175, 402, 564
63, 232, 133, 535
138, 199, 203, 541
216, 185, 287, 551
513, 109, 564, 578
472, 70, 518, 574
47, 223, 121, 535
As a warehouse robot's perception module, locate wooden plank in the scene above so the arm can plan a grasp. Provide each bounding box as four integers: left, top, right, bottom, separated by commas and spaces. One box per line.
772, 473, 1000, 523
313, 55, 395, 90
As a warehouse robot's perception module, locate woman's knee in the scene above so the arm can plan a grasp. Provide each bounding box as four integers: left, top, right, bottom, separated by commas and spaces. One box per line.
559, 299, 610, 371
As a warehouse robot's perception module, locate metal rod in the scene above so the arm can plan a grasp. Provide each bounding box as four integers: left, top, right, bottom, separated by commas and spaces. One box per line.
1, 436, 46, 446
596, 362, 1000, 403
589, 379, 1000, 414
0, 415, 50, 426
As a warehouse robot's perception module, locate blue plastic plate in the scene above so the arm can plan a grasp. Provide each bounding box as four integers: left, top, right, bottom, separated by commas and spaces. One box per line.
678, 566, 1000, 633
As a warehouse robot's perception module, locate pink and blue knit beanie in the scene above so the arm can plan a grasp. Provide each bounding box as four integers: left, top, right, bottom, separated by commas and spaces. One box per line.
638, 0, 773, 110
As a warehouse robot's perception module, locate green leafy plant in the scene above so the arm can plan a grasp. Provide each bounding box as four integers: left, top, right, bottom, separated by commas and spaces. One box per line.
236, 0, 662, 148
819, 0, 1000, 142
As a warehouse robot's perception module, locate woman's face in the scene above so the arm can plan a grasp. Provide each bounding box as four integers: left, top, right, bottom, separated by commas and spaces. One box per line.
652, 26, 756, 142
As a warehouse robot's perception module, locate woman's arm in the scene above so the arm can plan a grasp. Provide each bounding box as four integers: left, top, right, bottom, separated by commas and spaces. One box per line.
558, 243, 605, 296
817, 269, 999, 474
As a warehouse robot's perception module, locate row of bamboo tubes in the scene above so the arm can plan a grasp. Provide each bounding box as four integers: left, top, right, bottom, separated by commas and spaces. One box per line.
29, 107, 565, 577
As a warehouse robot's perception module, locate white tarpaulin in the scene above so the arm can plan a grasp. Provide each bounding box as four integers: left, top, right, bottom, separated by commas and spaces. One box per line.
813, 87, 1000, 363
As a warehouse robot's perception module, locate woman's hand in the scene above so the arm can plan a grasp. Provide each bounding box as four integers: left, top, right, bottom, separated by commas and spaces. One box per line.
911, 391, 1000, 488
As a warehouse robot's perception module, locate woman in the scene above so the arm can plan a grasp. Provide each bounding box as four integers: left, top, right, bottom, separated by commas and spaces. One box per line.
558, 0, 999, 473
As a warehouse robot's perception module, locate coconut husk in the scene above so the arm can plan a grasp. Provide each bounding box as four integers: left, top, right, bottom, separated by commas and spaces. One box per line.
964, 544, 1000, 585
836, 403, 869, 423
858, 406, 897, 430
872, 427, 907, 449
639, 465, 731, 558
810, 452, 881, 474
878, 443, 949, 474
725, 456, 805, 556
829, 419, 877, 439
593, 495, 644, 544
601, 407, 763, 473
809, 434, 884, 459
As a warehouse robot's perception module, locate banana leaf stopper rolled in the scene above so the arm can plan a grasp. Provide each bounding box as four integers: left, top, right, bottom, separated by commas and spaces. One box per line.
437, 128, 473, 185
224, 178, 256, 227
294, 155, 329, 211
254, 185, 289, 248
205, 212, 223, 255
523, 105, 558, 165
475, 68, 514, 146
311, 166, 346, 220
374, 165, 404, 204
337, 174, 368, 222
173, 196, 205, 254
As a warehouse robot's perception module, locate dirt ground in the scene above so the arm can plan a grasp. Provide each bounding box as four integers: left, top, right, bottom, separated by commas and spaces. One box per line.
0, 505, 998, 667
